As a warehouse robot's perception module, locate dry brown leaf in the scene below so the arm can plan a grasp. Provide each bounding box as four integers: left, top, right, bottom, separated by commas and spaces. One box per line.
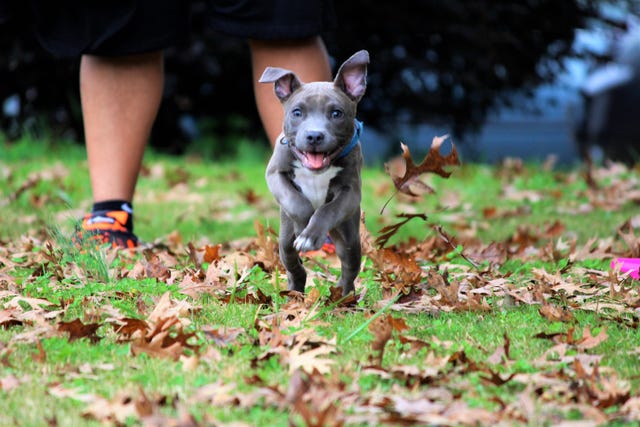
539, 303, 575, 323
385, 135, 459, 198
575, 326, 608, 351
58, 318, 102, 343
285, 368, 310, 405
146, 292, 193, 325
241, 188, 261, 205
143, 250, 171, 281
368, 315, 393, 367
389, 395, 446, 420
0, 374, 20, 391
201, 326, 245, 346
219, 287, 271, 305
131, 330, 185, 361
487, 333, 511, 365
6, 295, 56, 311
286, 337, 336, 375
81, 387, 173, 425
617, 219, 640, 257
202, 244, 222, 263
375, 213, 428, 249
0, 308, 24, 328
442, 400, 499, 425
479, 368, 516, 386
112, 318, 149, 340
253, 220, 281, 272
621, 396, 640, 420
32, 340, 47, 363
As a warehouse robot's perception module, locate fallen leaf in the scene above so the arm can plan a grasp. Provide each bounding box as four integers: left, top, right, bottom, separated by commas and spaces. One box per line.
487, 333, 511, 365
81, 387, 173, 424
202, 244, 222, 263
285, 368, 310, 405
112, 318, 149, 340
368, 315, 393, 367
146, 292, 193, 325
539, 303, 575, 322
131, 330, 185, 361
0, 308, 24, 328
58, 319, 101, 343
32, 340, 47, 363
201, 326, 245, 346
0, 374, 20, 391
143, 250, 171, 281
575, 326, 608, 351
479, 368, 516, 386
287, 337, 336, 375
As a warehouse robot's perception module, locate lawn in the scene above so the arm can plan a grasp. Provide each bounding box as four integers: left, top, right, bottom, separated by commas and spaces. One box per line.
1, 136, 639, 426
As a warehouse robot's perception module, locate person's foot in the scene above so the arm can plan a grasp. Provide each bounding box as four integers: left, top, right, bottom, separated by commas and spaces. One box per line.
320, 235, 336, 254
73, 210, 139, 249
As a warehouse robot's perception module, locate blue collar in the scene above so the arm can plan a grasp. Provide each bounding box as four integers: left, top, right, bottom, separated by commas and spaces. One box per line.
281, 119, 363, 159
337, 119, 363, 159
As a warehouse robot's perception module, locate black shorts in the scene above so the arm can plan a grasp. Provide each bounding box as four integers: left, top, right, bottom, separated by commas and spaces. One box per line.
22, 0, 335, 57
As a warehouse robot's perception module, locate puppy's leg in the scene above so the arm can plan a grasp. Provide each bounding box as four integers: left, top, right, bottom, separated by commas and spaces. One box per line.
279, 210, 307, 292
330, 211, 362, 296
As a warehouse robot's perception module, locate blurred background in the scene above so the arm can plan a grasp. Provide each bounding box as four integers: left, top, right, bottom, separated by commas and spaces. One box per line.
1, 0, 639, 165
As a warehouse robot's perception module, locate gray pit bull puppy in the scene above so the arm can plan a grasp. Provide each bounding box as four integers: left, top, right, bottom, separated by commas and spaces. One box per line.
259, 50, 369, 296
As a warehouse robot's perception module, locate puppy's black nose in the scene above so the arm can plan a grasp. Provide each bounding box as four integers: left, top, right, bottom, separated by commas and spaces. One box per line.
305, 131, 325, 145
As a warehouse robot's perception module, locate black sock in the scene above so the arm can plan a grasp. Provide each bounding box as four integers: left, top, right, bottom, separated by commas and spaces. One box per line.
91, 200, 134, 232
92, 200, 133, 214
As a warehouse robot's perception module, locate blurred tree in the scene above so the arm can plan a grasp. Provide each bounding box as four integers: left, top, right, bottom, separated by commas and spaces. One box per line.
328, 0, 598, 136
0, 0, 621, 154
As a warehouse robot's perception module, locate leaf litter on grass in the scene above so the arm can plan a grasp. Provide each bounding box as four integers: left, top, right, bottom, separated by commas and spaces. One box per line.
1, 149, 640, 425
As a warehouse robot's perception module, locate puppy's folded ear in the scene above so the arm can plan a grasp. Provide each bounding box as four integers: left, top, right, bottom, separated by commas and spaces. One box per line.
259, 67, 302, 102
334, 50, 369, 102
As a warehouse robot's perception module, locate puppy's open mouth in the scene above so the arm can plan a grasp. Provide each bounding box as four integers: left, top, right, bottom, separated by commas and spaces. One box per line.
291, 146, 342, 171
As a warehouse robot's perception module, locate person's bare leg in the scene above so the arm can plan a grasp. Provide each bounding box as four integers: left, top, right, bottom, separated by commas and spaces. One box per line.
80, 51, 164, 203
249, 36, 331, 145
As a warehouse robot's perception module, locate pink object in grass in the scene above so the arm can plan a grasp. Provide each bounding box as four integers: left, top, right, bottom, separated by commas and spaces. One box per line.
611, 258, 640, 279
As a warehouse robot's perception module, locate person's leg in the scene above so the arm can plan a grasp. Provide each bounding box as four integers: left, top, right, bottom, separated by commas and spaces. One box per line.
77, 51, 164, 247
249, 36, 332, 145
80, 51, 164, 202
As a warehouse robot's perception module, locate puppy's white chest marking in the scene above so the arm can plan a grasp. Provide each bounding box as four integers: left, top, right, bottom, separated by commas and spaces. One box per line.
292, 161, 342, 210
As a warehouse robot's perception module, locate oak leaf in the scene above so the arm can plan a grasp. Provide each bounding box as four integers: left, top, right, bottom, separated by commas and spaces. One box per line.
287, 338, 336, 375
539, 303, 575, 323
575, 326, 608, 351
368, 314, 409, 367
385, 135, 459, 198
254, 220, 281, 271
203, 244, 222, 264
0, 308, 23, 328
130, 329, 185, 361
143, 250, 171, 281
58, 318, 101, 343
487, 333, 511, 365
201, 326, 245, 346
375, 213, 428, 249
112, 318, 149, 340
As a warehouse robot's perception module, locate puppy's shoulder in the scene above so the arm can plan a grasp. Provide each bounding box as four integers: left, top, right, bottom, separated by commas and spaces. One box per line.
267, 139, 296, 173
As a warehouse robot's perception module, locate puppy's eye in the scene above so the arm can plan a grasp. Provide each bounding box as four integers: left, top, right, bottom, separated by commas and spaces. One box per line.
330, 109, 344, 119
292, 108, 303, 117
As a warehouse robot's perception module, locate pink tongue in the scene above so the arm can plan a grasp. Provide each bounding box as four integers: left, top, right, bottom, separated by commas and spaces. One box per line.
305, 153, 326, 169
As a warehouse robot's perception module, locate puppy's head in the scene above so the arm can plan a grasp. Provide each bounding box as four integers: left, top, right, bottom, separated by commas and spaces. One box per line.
260, 50, 369, 172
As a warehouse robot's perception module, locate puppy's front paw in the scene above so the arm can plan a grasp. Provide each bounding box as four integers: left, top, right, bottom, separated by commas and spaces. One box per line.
294, 231, 324, 252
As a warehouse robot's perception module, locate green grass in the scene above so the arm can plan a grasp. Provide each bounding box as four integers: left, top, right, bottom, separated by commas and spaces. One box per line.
1, 135, 639, 426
